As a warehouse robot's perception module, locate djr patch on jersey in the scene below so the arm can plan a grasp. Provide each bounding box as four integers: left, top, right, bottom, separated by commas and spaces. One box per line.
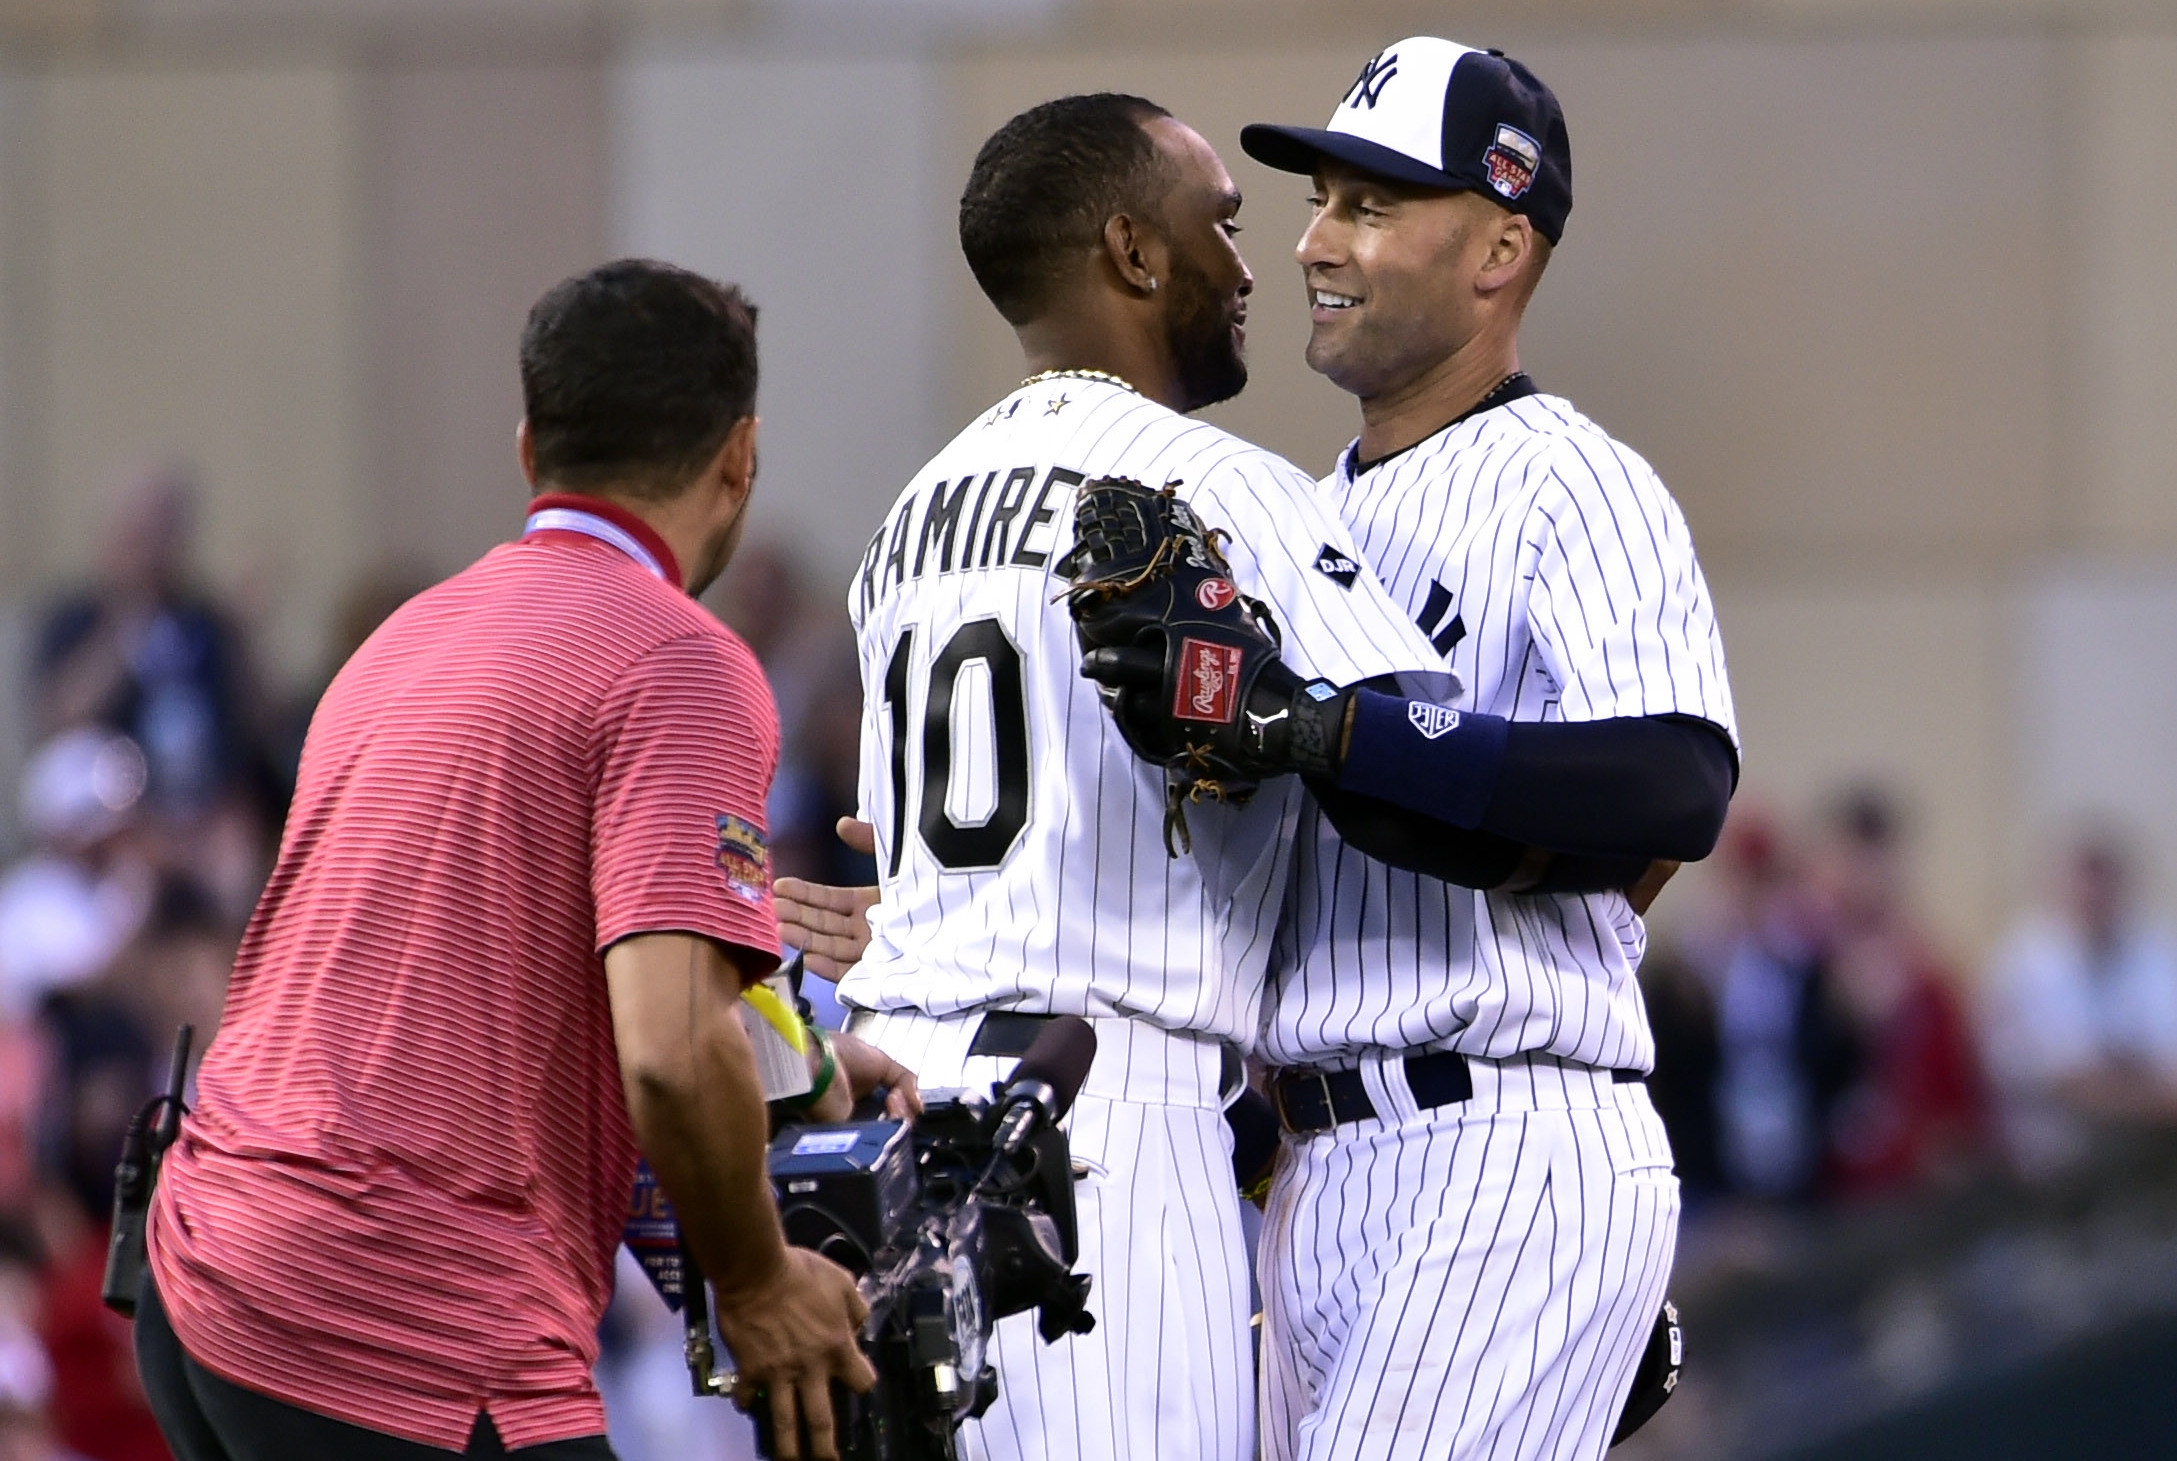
1313, 545, 1360, 587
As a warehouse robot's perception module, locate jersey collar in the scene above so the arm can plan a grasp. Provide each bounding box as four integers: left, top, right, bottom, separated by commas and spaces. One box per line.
1341, 372, 1539, 481
522, 493, 683, 588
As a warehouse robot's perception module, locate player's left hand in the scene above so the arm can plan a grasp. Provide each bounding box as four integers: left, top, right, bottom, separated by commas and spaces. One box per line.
775, 819, 878, 979
831, 1029, 923, 1119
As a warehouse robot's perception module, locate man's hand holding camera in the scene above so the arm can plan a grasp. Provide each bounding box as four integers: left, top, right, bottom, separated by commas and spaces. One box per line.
712, 1245, 879, 1461
606, 929, 905, 1461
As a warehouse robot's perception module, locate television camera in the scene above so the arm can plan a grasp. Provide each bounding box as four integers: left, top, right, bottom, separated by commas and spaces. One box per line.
682, 1014, 1100, 1461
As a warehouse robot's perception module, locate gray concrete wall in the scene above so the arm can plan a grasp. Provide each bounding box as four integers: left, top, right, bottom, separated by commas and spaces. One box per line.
0, 4, 2172, 953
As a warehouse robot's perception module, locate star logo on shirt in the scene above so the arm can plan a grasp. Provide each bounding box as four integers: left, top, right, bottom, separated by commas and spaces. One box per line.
1045, 394, 1071, 415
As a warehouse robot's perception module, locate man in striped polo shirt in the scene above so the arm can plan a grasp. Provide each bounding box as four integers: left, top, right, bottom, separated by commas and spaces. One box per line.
139, 261, 876, 1461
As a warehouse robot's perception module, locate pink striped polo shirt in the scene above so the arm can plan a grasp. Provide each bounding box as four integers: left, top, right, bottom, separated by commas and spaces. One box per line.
149, 494, 780, 1448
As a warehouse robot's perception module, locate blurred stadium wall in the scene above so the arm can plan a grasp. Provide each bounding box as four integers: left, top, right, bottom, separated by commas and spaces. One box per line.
0, 0, 2173, 960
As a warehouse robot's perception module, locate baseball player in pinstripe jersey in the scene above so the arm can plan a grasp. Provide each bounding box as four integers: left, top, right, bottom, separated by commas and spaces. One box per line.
1202, 39, 1740, 1461
830, 95, 1449, 1461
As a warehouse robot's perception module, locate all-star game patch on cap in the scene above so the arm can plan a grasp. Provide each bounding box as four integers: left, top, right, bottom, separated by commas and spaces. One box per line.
1241, 37, 1572, 244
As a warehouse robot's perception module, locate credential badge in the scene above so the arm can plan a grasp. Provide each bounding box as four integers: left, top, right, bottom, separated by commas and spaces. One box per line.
1408, 703, 1462, 740
1483, 124, 1541, 201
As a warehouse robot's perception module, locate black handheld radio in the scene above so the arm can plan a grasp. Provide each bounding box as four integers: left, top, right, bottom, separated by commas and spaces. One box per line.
101, 1023, 195, 1317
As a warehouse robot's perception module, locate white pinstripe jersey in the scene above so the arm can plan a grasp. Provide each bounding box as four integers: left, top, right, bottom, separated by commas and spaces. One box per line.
1263, 391, 1738, 1070
836, 375, 1443, 1048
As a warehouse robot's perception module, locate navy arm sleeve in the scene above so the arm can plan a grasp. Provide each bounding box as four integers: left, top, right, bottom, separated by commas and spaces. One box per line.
1308, 782, 1663, 893
1306, 783, 1526, 889
1335, 688, 1736, 862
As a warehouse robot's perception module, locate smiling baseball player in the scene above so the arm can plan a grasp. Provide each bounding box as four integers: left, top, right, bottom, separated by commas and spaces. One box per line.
1067, 38, 1734, 1460
1234, 40, 1736, 1461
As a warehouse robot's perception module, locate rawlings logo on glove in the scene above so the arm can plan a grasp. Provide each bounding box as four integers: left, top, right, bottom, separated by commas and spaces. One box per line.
1057, 475, 1351, 854
1177, 639, 1244, 723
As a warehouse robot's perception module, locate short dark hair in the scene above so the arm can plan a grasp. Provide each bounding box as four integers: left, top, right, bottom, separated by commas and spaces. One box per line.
959, 93, 1173, 325
519, 259, 758, 500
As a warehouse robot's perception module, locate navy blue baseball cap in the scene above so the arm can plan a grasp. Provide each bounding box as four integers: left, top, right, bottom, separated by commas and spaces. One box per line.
1241, 38, 1572, 243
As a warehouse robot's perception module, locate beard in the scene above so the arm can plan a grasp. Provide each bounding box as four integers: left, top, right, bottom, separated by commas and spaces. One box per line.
687, 506, 747, 597
1164, 255, 1248, 413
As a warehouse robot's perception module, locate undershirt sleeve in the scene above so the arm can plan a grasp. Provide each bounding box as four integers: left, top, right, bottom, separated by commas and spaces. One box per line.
1337, 698, 1736, 863
1487, 714, 1737, 858
1308, 785, 1677, 894
1305, 782, 1527, 889
1527, 850, 1660, 896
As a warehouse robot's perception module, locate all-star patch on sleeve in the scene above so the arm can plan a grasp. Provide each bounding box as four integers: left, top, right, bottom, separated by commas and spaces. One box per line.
715, 813, 770, 905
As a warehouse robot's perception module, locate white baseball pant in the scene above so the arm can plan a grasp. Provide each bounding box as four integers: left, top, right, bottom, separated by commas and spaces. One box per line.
1260, 1053, 1679, 1461
849, 1009, 1253, 1461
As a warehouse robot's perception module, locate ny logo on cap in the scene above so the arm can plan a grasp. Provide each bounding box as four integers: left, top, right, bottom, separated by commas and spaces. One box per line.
1344, 50, 1399, 110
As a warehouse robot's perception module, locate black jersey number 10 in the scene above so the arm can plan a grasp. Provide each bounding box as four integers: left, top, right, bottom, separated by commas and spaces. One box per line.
881, 619, 1031, 874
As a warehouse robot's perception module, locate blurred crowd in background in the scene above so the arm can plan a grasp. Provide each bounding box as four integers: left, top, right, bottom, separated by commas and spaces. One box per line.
3, 468, 2175, 1461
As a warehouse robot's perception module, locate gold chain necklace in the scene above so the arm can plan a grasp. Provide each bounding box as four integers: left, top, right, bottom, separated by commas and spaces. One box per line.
1018, 367, 1140, 394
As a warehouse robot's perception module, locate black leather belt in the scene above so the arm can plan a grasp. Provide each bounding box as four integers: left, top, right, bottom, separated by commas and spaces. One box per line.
1272, 1053, 1644, 1135
966, 1012, 1059, 1058
966, 1010, 1243, 1097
